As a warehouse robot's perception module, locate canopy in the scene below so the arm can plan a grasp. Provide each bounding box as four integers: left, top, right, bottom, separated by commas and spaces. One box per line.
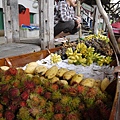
111, 22, 120, 34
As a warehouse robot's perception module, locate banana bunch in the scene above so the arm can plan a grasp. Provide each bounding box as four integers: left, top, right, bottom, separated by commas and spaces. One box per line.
66, 47, 74, 56
84, 35, 94, 41
84, 34, 110, 43
76, 42, 87, 54
97, 56, 112, 66
97, 34, 110, 43
66, 42, 112, 66
50, 53, 62, 63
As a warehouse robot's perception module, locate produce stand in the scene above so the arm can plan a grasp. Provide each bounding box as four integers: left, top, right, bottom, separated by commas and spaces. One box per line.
0, 42, 120, 119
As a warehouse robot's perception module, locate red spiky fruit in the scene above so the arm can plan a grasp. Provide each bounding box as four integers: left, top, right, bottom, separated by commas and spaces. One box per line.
65, 112, 80, 120
4, 110, 15, 120
21, 91, 30, 101
24, 80, 35, 91
44, 92, 52, 100
0, 84, 10, 94
54, 103, 63, 113
5, 68, 17, 76
35, 86, 44, 95
53, 113, 64, 120
8, 88, 20, 99
0, 104, 3, 111
20, 101, 27, 107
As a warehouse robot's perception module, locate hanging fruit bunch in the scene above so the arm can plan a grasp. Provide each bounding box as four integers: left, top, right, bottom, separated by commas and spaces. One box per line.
66, 42, 112, 66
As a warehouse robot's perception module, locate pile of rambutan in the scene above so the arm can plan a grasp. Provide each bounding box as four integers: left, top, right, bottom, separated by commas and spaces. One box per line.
0, 67, 113, 120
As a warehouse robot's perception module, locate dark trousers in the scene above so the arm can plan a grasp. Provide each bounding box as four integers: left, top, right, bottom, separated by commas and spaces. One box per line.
54, 20, 80, 37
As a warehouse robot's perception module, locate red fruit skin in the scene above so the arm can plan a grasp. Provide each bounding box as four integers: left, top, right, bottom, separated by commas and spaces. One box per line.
51, 84, 59, 91
21, 91, 29, 100
5, 68, 17, 76
20, 101, 27, 107
0, 104, 3, 111
35, 86, 44, 95
68, 87, 78, 96
8, 104, 18, 113
1, 95, 9, 105
8, 88, 20, 99
44, 92, 51, 99
77, 85, 85, 94
54, 103, 63, 113
0, 84, 10, 94
54, 114, 64, 120
5, 110, 15, 120
24, 81, 35, 91
0, 112, 3, 118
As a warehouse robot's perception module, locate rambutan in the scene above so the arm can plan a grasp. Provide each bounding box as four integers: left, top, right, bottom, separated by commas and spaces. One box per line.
8, 88, 20, 99
0, 84, 10, 94
60, 95, 72, 106
68, 87, 78, 97
23, 80, 35, 91
35, 86, 44, 95
4, 110, 15, 120
44, 91, 52, 100
0, 104, 3, 111
53, 113, 64, 120
84, 96, 95, 108
29, 107, 40, 117
1, 94, 9, 105
5, 68, 17, 76
51, 91, 62, 102
50, 84, 59, 91
29, 93, 41, 105
70, 97, 80, 110
17, 107, 31, 120
11, 80, 21, 88
4, 75, 12, 83
0, 111, 3, 118
78, 103, 85, 112
20, 101, 27, 107
8, 104, 18, 113
64, 111, 80, 120
32, 75, 41, 85
21, 91, 30, 101
45, 101, 54, 113
54, 102, 63, 113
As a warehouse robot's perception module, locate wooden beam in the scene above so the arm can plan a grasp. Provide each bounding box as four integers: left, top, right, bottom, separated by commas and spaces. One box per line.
77, 0, 82, 38
10, 0, 20, 42
2, 0, 12, 43
2, 0, 20, 43
96, 0, 120, 54
38, 0, 54, 50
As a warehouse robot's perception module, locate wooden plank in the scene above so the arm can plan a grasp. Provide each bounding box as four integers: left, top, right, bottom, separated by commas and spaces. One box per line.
2, 0, 20, 43
10, 0, 20, 42
38, 0, 54, 50
2, 0, 12, 42
0, 47, 60, 67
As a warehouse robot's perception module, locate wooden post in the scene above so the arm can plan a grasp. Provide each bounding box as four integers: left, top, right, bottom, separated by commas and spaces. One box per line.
2, 0, 20, 43
2, 0, 12, 42
94, 6, 99, 34
95, 0, 120, 54
10, 0, 20, 42
77, 0, 82, 38
38, 0, 54, 50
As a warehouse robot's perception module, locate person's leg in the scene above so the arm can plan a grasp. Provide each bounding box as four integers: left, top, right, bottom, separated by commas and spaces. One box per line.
54, 20, 75, 38
70, 25, 80, 35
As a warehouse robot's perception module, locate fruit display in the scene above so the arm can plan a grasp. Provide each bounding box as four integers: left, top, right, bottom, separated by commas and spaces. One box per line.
65, 42, 112, 66
0, 67, 114, 120
84, 34, 113, 56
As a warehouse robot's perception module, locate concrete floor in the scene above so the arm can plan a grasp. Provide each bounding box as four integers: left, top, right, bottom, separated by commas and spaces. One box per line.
0, 34, 79, 59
